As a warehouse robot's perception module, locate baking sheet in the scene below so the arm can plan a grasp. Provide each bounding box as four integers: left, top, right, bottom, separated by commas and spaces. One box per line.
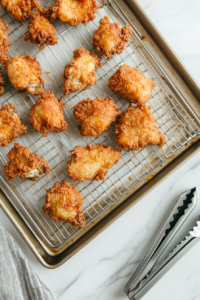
0, 0, 200, 247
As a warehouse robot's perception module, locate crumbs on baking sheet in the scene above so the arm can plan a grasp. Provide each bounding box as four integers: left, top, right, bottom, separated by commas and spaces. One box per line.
129, 176, 133, 180
147, 174, 154, 181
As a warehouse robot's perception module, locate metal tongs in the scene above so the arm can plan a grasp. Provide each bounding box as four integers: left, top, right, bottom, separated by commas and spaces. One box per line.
124, 188, 199, 300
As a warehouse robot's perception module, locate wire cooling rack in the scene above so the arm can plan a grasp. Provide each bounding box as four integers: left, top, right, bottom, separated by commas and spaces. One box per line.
0, 0, 200, 247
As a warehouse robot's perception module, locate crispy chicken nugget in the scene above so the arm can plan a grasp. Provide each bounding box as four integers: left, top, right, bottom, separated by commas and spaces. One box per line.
48, 0, 99, 26
63, 48, 102, 95
3, 55, 45, 95
24, 7, 58, 50
1, 0, 39, 22
115, 105, 165, 150
0, 18, 11, 63
4, 143, 51, 182
0, 104, 27, 147
92, 16, 131, 60
29, 91, 68, 137
109, 64, 156, 106
43, 181, 85, 228
67, 143, 121, 182
0, 72, 6, 95
73, 97, 122, 136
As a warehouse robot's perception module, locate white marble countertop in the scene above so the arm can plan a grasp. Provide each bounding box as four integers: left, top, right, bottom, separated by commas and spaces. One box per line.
1, 0, 200, 299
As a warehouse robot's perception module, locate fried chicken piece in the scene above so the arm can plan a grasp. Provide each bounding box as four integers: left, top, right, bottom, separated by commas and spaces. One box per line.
115, 105, 165, 151
3, 55, 45, 95
0, 18, 11, 63
0, 104, 27, 147
92, 16, 131, 60
43, 181, 85, 228
73, 97, 121, 136
24, 7, 58, 50
63, 48, 102, 95
67, 143, 121, 182
3, 143, 51, 182
29, 91, 68, 137
109, 64, 156, 106
1, 0, 39, 22
0, 72, 6, 95
48, 0, 99, 26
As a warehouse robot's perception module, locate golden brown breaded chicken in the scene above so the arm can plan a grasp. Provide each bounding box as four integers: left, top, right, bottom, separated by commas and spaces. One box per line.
63, 48, 102, 95
1, 0, 39, 22
67, 143, 121, 182
29, 91, 68, 137
73, 97, 121, 136
3, 55, 45, 95
3, 143, 51, 182
115, 105, 165, 151
109, 64, 156, 106
24, 7, 58, 50
0, 104, 27, 147
48, 0, 99, 26
43, 181, 85, 228
0, 18, 11, 63
0, 72, 6, 95
92, 16, 131, 60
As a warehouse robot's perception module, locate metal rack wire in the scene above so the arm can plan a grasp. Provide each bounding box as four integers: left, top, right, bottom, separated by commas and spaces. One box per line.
0, 0, 199, 247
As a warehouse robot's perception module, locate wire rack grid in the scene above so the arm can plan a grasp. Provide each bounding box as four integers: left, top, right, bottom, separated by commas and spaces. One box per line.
0, 0, 200, 247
